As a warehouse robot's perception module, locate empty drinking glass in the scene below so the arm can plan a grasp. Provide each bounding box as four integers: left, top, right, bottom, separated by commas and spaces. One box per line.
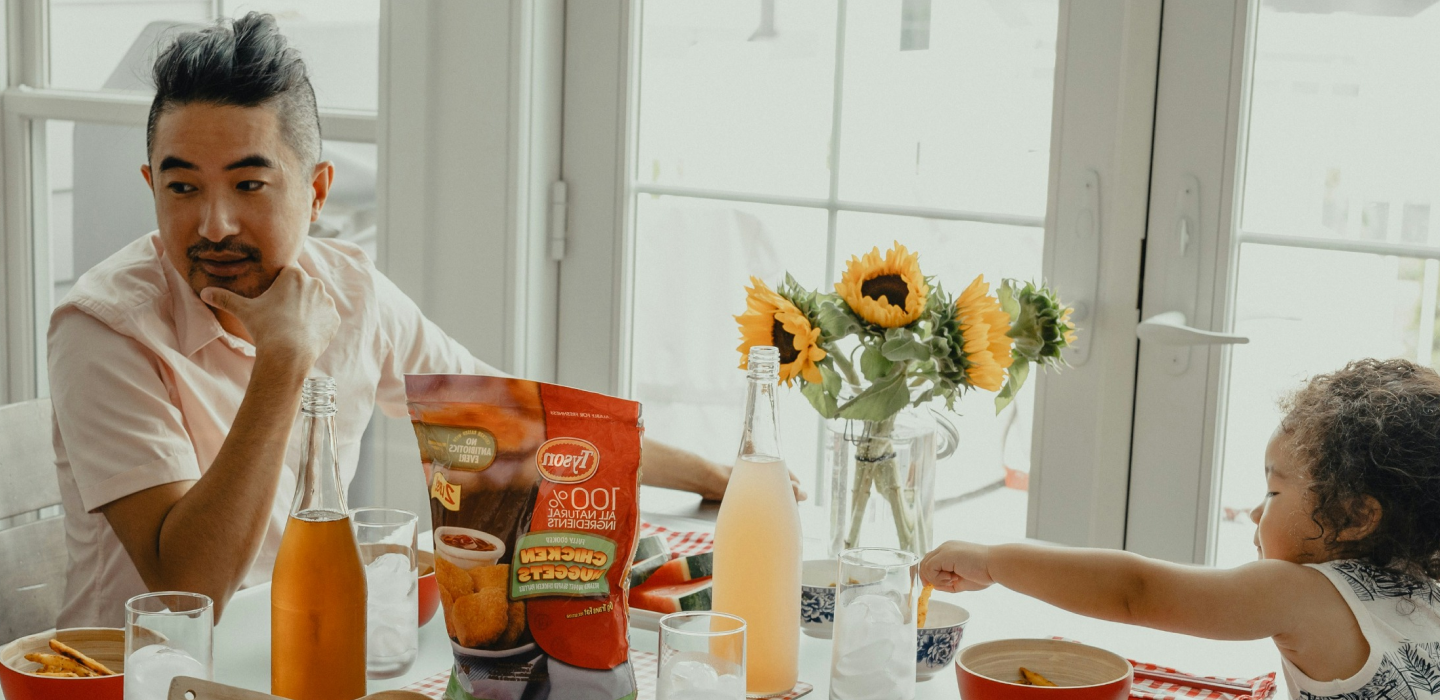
352, 506, 420, 679
124, 591, 213, 700
829, 547, 921, 700
658, 611, 746, 700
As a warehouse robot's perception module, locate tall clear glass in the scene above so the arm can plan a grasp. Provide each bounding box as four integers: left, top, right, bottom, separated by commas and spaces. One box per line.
829, 547, 921, 700
712, 345, 802, 697
124, 591, 213, 700
658, 611, 747, 700
352, 506, 420, 678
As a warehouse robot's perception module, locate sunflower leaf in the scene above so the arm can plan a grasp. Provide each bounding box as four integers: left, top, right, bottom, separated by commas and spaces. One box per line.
821, 362, 842, 397
815, 297, 862, 339
837, 369, 911, 422
860, 345, 894, 381
994, 360, 1031, 413
801, 377, 839, 419
881, 334, 931, 362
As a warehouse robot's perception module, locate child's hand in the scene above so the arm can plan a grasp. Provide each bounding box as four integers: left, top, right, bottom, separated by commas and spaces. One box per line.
920, 540, 995, 593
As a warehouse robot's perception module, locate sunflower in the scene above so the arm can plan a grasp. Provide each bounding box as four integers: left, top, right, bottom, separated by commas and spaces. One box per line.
835, 243, 929, 328
735, 277, 827, 386
954, 275, 1010, 392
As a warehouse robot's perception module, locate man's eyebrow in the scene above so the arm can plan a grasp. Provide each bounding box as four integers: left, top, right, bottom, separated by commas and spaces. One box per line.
226, 155, 275, 170
159, 156, 197, 171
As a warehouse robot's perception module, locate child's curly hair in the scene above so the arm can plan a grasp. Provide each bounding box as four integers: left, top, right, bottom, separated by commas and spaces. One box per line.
1282, 358, 1440, 577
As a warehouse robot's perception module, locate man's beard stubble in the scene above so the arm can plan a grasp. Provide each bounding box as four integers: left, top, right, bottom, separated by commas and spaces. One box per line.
186, 238, 271, 299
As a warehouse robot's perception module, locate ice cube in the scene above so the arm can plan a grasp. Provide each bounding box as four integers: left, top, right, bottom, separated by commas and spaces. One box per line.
366, 558, 415, 604
124, 645, 207, 700
713, 673, 745, 696
850, 592, 904, 626
668, 659, 720, 690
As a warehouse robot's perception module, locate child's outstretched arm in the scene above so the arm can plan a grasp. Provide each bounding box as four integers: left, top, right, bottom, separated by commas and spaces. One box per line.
919, 541, 1366, 680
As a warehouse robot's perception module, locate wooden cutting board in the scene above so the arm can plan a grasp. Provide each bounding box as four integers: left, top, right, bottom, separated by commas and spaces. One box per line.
167, 676, 430, 700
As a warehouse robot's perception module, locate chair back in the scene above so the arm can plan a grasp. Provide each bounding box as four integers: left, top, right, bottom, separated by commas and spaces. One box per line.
0, 399, 67, 641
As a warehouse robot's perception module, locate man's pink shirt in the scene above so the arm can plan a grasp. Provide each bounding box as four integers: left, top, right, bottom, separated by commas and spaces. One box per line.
48, 232, 497, 627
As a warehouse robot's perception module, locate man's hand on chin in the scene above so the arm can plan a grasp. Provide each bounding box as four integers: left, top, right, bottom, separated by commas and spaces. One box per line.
200, 266, 340, 366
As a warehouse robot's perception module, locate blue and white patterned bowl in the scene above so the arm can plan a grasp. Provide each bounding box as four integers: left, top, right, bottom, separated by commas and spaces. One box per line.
800, 559, 838, 639
917, 600, 969, 681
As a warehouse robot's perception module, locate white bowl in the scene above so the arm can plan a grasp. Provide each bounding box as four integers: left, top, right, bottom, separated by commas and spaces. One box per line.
917, 600, 970, 680
433, 526, 506, 568
800, 559, 838, 639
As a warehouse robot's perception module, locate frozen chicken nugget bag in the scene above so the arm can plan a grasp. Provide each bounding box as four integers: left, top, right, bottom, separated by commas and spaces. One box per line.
407, 374, 643, 700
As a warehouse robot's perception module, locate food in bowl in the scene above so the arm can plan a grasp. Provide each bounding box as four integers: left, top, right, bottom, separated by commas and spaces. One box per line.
957, 638, 1132, 698
1021, 667, 1059, 686
25, 637, 116, 677
0, 627, 124, 700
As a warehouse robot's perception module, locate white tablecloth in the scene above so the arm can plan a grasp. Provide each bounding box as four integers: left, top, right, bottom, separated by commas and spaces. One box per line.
203, 488, 1286, 698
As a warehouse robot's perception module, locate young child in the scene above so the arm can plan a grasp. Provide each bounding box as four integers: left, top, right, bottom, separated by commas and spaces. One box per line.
922, 358, 1440, 698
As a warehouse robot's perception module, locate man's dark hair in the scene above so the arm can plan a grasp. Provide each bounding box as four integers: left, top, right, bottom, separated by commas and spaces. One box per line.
146, 12, 321, 166
1282, 358, 1440, 578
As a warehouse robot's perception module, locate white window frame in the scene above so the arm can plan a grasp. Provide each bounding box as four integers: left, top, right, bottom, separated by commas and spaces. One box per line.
0, 0, 566, 523
0, 0, 378, 404
557, 0, 1165, 547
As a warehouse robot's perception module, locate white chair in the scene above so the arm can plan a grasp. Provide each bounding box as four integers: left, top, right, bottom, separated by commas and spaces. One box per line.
0, 399, 66, 641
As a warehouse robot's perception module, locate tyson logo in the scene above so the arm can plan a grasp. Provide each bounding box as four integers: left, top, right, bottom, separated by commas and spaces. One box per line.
536, 438, 601, 484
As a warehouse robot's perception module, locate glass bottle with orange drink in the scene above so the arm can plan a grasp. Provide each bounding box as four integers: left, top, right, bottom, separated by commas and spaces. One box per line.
712, 346, 802, 697
272, 377, 367, 700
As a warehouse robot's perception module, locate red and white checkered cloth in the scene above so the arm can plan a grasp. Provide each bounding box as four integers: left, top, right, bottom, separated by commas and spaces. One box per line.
638, 521, 714, 558
402, 649, 813, 699
1128, 660, 1277, 700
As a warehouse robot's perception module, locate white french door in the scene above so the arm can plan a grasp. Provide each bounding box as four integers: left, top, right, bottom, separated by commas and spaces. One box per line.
1128, 0, 1440, 565
557, 0, 1164, 549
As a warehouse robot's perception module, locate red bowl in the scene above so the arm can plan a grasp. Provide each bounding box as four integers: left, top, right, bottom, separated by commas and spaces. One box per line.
957, 638, 1132, 699
418, 550, 440, 627
0, 627, 124, 700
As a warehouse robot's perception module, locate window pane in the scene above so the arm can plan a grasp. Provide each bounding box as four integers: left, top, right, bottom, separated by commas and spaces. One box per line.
837, 0, 1058, 218
635, 0, 837, 198
47, 0, 379, 111
630, 193, 829, 462
628, 195, 828, 540
835, 212, 1044, 543
1215, 244, 1435, 568
1241, 6, 1440, 241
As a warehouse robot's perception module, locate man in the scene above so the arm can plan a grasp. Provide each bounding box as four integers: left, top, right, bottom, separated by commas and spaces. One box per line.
49, 13, 788, 629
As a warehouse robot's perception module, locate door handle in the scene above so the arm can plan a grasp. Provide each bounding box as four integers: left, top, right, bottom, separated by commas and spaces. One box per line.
1137, 311, 1248, 346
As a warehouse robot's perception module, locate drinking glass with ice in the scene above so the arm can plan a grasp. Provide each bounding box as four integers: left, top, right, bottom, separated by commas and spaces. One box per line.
657, 611, 747, 700
352, 507, 421, 679
124, 591, 213, 700
829, 548, 921, 700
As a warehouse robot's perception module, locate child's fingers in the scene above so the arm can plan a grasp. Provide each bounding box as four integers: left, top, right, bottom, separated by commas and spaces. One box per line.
931, 571, 964, 594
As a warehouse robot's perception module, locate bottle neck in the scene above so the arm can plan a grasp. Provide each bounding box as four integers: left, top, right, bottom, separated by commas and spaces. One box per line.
738, 375, 782, 462
291, 409, 347, 520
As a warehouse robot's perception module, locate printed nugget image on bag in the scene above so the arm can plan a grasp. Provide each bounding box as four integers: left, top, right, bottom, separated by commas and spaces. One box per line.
406, 374, 644, 700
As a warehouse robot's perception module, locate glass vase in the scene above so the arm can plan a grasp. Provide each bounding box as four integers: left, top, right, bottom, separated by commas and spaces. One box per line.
825, 405, 956, 559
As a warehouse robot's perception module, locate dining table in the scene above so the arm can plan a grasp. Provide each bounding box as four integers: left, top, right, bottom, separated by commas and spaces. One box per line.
205, 487, 1287, 699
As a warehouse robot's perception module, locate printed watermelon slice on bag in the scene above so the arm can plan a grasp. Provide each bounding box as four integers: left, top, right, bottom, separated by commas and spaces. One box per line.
640, 552, 713, 589
629, 577, 713, 614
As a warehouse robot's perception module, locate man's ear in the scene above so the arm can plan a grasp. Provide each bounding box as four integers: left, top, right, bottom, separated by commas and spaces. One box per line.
141, 163, 154, 190
309, 161, 335, 222
1338, 495, 1382, 542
